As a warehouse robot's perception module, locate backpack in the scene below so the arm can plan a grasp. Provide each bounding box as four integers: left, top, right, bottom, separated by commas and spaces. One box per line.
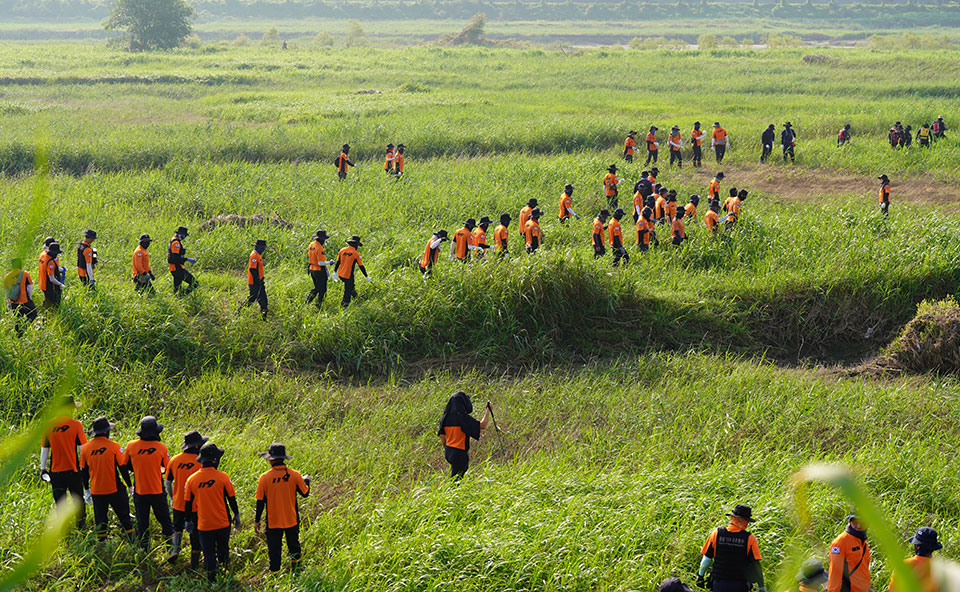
933, 121, 942, 133
5, 270, 23, 302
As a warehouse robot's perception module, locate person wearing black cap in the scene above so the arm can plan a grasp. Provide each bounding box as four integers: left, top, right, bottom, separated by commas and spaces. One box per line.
712, 122, 729, 163
558, 185, 580, 223
668, 125, 683, 167
255, 443, 311, 572
474, 216, 493, 258
603, 165, 621, 208
39, 241, 65, 309
524, 208, 543, 253
76, 229, 98, 288
438, 392, 491, 479
243, 239, 268, 320
451, 218, 482, 262
791, 559, 828, 592
493, 214, 511, 257
782, 122, 797, 163
131, 234, 155, 293
334, 144, 354, 180
917, 123, 931, 148
761, 125, 775, 163
691, 122, 706, 167
932, 116, 946, 139
609, 208, 628, 267
685, 195, 701, 224
124, 416, 174, 551
705, 200, 721, 233
708, 172, 725, 202
419, 230, 448, 275
306, 230, 334, 308
878, 175, 891, 216
697, 504, 766, 592
383, 143, 395, 174
888, 527, 942, 592
827, 514, 870, 592
838, 124, 851, 147
39, 395, 86, 528
166, 430, 208, 566
645, 126, 660, 165
672, 206, 687, 246
519, 198, 538, 231
184, 443, 240, 582
79, 417, 135, 542
638, 206, 656, 251
394, 144, 405, 176
334, 235, 371, 308
5, 258, 37, 335
624, 131, 637, 163
903, 125, 913, 148
592, 209, 609, 258
168, 226, 197, 296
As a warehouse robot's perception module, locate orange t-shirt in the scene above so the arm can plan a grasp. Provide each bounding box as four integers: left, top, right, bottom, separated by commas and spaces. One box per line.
518, 206, 532, 230
494, 225, 508, 250
185, 467, 237, 531
669, 133, 682, 150
308, 240, 326, 271
666, 201, 677, 221
655, 197, 668, 220
43, 417, 86, 473
633, 192, 643, 214
685, 203, 698, 222
524, 220, 541, 246
255, 465, 310, 530
624, 136, 636, 155
336, 246, 363, 280
709, 179, 721, 199
559, 194, 572, 219
637, 218, 654, 245
38, 252, 56, 291
646, 132, 658, 150
672, 218, 686, 240
383, 148, 394, 170
879, 185, 891, 204
247, 251, 264, 284
168, 238, 184, 272
420, 237, 439, 268
691, 128, 706, 146
713, 128, 728, 144
167, 451, 202, 512
453, 227, 474, 260
705, 210, 719, 231
727, 197, 742, 219
889, 555, 935, 592
131, 245, 150, 278
608, 218, 623, 245
125, 439, 170, 495
473, 227, 487, 248
5, 270, 32, 305
603, 173, 618, 197
395, 152, 405, 173
79, 436, 127, 495
593, 218, 606, 245
77, 241, 93, 278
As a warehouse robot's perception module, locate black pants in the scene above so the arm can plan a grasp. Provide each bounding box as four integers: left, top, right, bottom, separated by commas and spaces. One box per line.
880, 201, 889, 216
171, 266, 196, 294
638, 242, 649, 253
337, 171, 347, 180
920, 138, 929, 147
79, 275, 90, 286
760, 145, 772, 162
624, 153, 633, 163
245, 282, 268, 313
715, 144, 726, 163
526, 238, 540, 254
593, 244, 606, 259
607, 195, 618, 209
712, 580, 749, 592
419, 264, 432, 276
43, 286, 61, 309
133, 273, 154, 293
444, 447, 469, 479
173, 509, 202, 567
92, 490, 134, 540
306, 270, 327, 306
266, 525, 302, 572
645, 149, 658, 164
341, 276, 358, 307
612, 246, 629, 267
198, 527, 231, 581
133, 492, 173, 549
9, 300, 37, 336
783, 144, 795, 162
670, 149, 682, 166
692, 144, 702, 166
50, 470, 85, 527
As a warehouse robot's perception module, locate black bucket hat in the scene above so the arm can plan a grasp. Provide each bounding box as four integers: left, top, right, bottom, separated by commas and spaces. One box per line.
136, 415, 164, 437
878, 174, 890, 182
628, 130, 637, 136
651, 167, 659, 175
84, 229, 97, 240
47, 242, 62, 257
728, 504, 756, 523
659, 577, 694, 592
346, 235, 362, 247
435, 230, 448, 239
314, 229, 329, 242
796, 559, 828, 584
88, 416, 116, 436
527, 198, 538, 207
564, 184, 574, 194
176, 226, 189, 237
499, 213, 511, 225
613, 208, 625, 219
530, 208, 542, 219
182, 430, 209, 451
261, 442, 293, 460
716, 172, 725, 179
254, 238, 267, 250
478, 216, 492, 226
196, 442, 225, 463
910, 527, 943, 551
598, 209, 610, 218
607, 164, 618, 173
386, 143, 394, 149
464, 218, 477, 230
139, 234, 152, 245
785, 122, 792, 127
397, 143, 405, 150
690, 194, 701, 205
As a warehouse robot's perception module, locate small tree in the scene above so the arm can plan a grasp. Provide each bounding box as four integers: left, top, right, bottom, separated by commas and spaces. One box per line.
450, 12, 487, 45
104, 0, 194, 51
261, 26, 280, 46
697, 33, 717, 49
719, 35, 739, 47
313, 31, 334, 46
345, 20, 369, 47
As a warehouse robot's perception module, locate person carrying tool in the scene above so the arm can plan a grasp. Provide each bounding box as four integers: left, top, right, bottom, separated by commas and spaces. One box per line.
76, 229, 98, 288
168, 226, 197, 296
888, 527, 942, 592
184, 443, 241, 583
827, 514, 871, 592
334, 144, 355, 180
668, 126, 683, 167
705, 201, 721, 233
80, 416, 135, 542
474, 216, 493, 258
394, 144, 405, 176
39, 395, 85, 528
838, 124, 851, 147
691, 122, 706, 167
624, 131, 637, 163
334, 236, 371, 308
708, 172, 724, 202
519, 198, 537, 231
131, 234, 154, 293
306, 230, 334, 308
685, 195, 700, 224
609, 208, 629, 267
917, 124, 931, 148
696, 504, 766, 592
782, 122, 797, 162
5, 258, 37, 335
878, 175, 891, 216
637, 206, 656, 252
419, 230, 448, 275
932, 116, 946, 139
593, 209, 609, 258
124, 416, 174, 552
383, 143, 395, 174
451, 218, 481, 262
166, 430, 208, 567
437, 391, 490, 479
39, 241, 65, 309
524, 208, 543, 253
791, 560, 829, 592
645, 126, 660, 165
558, 185, 580, 223
672, 206, 687, 246
242, 239, 268, 320
712, 122, 729, 163
255, 443, 311, 573
603, 165, 621, 208
494, 214, 511, 258
760, 125, 775, 163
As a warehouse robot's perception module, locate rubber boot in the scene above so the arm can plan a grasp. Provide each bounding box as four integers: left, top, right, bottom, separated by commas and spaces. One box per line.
167, 532, 181, 563
190, 549, 202, 570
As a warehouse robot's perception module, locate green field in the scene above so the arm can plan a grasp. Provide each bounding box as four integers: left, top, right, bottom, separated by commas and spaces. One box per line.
2, 39, 960, 592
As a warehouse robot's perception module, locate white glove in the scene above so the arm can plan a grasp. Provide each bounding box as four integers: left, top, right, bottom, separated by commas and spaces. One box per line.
84, 489, 93, 505
332, 275, 340, 283
364, 276, 373, 284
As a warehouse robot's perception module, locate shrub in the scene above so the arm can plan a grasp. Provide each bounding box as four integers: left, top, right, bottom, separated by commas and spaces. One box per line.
182, 33, 201, 49
697, 33, 717, 49
313, 31, 334, 47
233, 34, 250, 47
345, 20, 369, 47
719, 36, 739, 47
879, 297, 960, 374
261, 26, 280, 46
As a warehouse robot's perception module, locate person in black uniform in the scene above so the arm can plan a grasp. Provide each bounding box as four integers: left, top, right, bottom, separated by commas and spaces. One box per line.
437, 392, 491, 479
696, 504, 766, 592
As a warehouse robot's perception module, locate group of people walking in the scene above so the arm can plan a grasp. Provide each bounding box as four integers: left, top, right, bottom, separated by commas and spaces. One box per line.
624, 122, 729, 168
887, 117, 948, 149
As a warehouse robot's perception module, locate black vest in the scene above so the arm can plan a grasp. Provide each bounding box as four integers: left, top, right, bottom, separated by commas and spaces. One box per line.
168, 238, 185, 265
712, 528, 751, 581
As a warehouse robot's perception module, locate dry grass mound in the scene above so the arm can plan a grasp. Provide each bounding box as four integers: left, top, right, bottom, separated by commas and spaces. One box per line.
878, 297, 960, 374
199, 214, 294, 231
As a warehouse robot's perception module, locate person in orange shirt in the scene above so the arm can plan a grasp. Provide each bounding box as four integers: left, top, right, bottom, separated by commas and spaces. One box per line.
648, 167, 659, 187
558, 185, 580, 222
645, 126, 659, 165
519, 198, 538, 231
419, 230, 448, 275
39, 394, 85, 528
166, 430, 208, 567
603, 165, 621, 208
394, 144, 405, 177
637, 206, 656, 252
76, 229, 98, 288
184, 443, 241, 583
334, 144, 354, 180
451, 219, 481, 261
724, 189, 747, 225
334, 235, 371, 308
5, 258, 37, 335
790, 560, 829, 592
691, 122, 706, 167
493, 214, 511, 258
39, 241, 65, 309
708, 172, 725, 201
592, 209, 609, 258
80, 416, 135, 541
168, 226, 197, 296
624, 131, 637, 163
243, 239, 268, 319
668, 125, 683, 167
474, 216, 493, 259
672, 206, 687, 246
889, 527, 942, 592
685, 195, 700, 224
306, 230, 334, 308
524, 208, 543, 253
827, 514, 870, 592
255, 443, 311, 572
655, 188, 669, 224
878, 174, 891, 216
712, 122, 729, 163
666, 191, 679, 222
124, 416, 174, 551
131, 234, 154, 293
383, 143, 395, 174
438, 391, 490, 479
696, 504, 766, 592
705, 201, 721, 233
609, 208, 628, 267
